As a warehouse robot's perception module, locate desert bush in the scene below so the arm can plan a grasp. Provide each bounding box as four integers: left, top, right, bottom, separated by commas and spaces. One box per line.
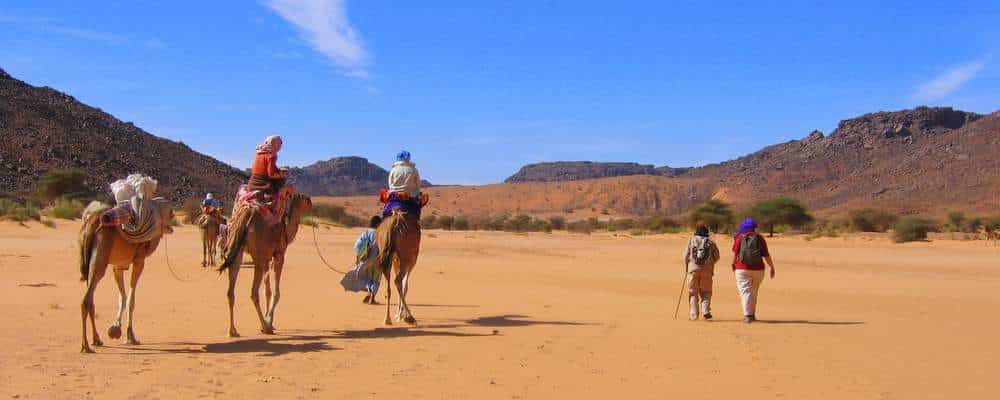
947, 211, 965, 231
437, 215, 456, 230
300, 216, 319, 227
805, 221, 840, 241
548, 216, 566, 230
745, 197, 813, 237
48, 198, 87, 220
608, 218, 636, 232
687, 199, 735, 233
41, 219, 56, 228
421, 215, 438, 229
0, 199, 41, 222
309, 204, 366, 227
566, 220, 592, 234
179, 198, 202, 224
893, 216, 939, 243
848, 208, 897, 232
34, 169, 93, 203
453, 216, 470, 231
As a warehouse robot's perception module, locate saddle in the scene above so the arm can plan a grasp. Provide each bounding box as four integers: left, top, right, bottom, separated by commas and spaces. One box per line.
378, 189, 429, 219
234, 184, 294, 226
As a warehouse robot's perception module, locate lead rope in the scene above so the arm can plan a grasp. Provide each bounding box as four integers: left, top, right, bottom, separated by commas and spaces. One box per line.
311, 225, 348, 275
162, 234, 210, 283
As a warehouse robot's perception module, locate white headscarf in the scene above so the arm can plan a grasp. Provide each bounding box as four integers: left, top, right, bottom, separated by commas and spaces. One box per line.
256, 135, 282, 154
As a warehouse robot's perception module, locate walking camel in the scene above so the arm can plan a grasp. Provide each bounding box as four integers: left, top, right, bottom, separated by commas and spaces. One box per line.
218, 192, 312, 336
375, 209, 422, 325
197, 212, 224, 267
77, 200, 173, 353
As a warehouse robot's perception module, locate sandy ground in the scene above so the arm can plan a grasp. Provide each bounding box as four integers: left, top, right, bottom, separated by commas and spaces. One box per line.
1, 220, 998, 399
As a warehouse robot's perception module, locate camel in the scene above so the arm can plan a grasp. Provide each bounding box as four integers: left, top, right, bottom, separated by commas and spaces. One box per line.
218, 193, 312, 336
197, 212, 224, 267
77, 200, 173, 353
375, 209, 422, 325
980, 225, 998, 246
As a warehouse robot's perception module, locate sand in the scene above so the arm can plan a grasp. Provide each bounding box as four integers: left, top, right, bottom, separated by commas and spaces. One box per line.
1, 220, 998, 399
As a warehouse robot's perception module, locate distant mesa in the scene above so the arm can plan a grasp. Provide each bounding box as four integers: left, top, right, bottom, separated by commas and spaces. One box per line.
505, 161, 691, 183
288, 156, 432, 197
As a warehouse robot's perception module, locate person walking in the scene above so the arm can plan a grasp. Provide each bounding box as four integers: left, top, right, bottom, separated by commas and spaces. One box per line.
732, 218, 776, 323
683, 226, 720, 320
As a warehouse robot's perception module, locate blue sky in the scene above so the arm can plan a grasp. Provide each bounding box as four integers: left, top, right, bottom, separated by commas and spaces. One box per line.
2, 1, 998, 184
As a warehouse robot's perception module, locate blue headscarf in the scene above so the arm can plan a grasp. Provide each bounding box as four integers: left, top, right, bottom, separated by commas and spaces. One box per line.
396, 150, 411, 162
738, 217, 757, 236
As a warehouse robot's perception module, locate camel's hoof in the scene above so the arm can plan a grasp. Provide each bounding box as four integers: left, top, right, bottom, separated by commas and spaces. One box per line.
383, 319, 393, 326
125, 339, 141, 346
362, 295, 372, 304
107, 325, 122, 339
403, 316, 417, 325
81, 345, 95, 354
261, 327, 275, 335
92, 338, 104, 347
228, 330, 241, 338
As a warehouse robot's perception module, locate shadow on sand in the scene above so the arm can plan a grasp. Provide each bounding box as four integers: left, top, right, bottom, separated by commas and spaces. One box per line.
465, 314, 597, 328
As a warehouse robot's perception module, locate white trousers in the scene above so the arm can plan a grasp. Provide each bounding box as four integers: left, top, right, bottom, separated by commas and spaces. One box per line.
734, 269, 765, 317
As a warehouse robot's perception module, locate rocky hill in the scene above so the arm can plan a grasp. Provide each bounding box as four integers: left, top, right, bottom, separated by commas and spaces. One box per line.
505, 161, 690, 183
0, 68, 247, 204
684, 106, 998, 214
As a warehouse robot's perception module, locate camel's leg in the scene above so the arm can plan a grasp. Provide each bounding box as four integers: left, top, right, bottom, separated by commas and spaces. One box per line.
108, 268, 126, 339
264, 254, 284, 331
249, 258, 271, 334
397, 249, 418, 324
383, 266, 392, 326
226, 252, 242, 337
80, 253, 109, 353
124, 260, 145, 345
264, 269, 272, 314
201, 233, 208, 268
400, 269, 415, 324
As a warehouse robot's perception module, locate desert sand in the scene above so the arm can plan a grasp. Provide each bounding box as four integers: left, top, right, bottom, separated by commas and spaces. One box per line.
1, 220, 998, 399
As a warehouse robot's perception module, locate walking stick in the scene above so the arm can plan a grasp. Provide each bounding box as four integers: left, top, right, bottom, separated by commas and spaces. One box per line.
673, 265, 688, 320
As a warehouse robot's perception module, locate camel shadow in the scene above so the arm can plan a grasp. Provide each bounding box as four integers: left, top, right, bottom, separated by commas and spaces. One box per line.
332, 327, 493, 339
465, 314, 596, 328
201, 335, 340, 356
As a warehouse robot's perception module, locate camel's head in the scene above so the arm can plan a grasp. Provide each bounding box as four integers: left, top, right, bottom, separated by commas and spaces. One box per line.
290, 193, 312, 219
156, 199, 175, 235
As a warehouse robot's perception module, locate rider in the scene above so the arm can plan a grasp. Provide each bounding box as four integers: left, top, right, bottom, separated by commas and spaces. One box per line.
380, 150, 427, 218
247, 135, 288, 198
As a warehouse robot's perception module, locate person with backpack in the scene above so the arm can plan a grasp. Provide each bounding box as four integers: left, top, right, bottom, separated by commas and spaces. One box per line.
732, 218, 776, 323
683, 226, 721, 320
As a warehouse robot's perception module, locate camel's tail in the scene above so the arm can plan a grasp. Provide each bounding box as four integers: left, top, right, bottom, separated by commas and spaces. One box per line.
78, 201, 111, 282
218, 207, 253, 272
375, 211, 405, 274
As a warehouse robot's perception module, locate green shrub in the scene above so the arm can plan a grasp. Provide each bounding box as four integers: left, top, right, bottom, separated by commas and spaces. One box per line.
893, 216, 938, 243
548, 216, 566, 230
438, 215, 455, 230
947, 211, 965, 231
848, 209, 897, 232
34, 169, 94, 203
309, 203, 366, 227
566, 220, 592, 234
421, 215, 438, 229
687, 199, 735, 233
300, 216, 319, 227
0, 199, 41, 222
744, 197, 813, 237
806, 221, 840, 241
639, 214, 680, 233
608, 218, 636, 232
180, 198, 202, 224
49, 198, 87, 220
453, 216, 470, 231
40, 219, 56, 228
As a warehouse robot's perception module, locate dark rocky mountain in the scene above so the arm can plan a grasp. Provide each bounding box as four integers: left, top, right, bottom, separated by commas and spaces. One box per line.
505, 161, 690, 183
0, 67, 247, 205
288, 156, 389, 196
288, 156, 432, 197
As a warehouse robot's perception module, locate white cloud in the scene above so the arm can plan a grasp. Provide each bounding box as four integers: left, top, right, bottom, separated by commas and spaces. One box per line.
913, 60, 986, 102
263, 0, 370, 77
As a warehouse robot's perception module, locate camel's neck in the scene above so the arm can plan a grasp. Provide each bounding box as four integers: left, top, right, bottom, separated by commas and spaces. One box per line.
284, 201, 305, 244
